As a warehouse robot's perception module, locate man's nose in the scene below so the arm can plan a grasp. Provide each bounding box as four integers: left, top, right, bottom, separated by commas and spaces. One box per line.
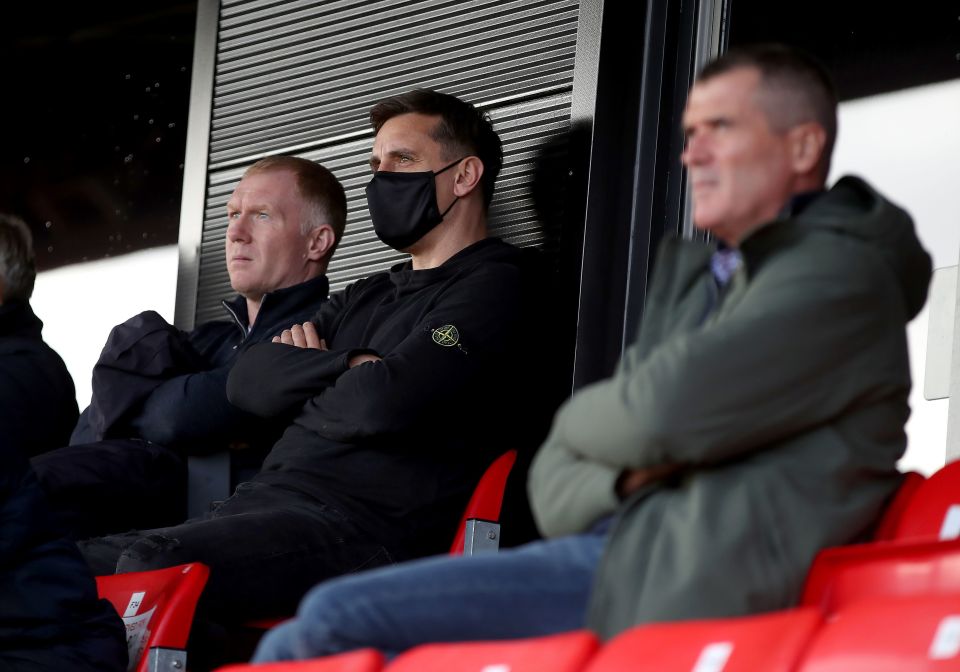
682, 135, 709, 166
226, 214, 250, 241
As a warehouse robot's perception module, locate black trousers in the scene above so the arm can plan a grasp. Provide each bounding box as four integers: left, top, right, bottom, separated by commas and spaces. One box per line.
79, 480, 395, 624
31, 439, 187, 539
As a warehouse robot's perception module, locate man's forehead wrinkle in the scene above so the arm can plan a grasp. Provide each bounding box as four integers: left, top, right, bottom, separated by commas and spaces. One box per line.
228, 191, 272, 210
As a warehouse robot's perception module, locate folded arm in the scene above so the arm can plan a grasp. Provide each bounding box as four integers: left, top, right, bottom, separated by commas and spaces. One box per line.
130, 365, 264, 448
298, 266, 522, 442
553, 247, 901, 471
227, 344, 351, 418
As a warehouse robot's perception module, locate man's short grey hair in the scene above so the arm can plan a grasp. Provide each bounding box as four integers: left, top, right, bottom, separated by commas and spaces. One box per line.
0, 214, 37, 302
699, 44, 839, 181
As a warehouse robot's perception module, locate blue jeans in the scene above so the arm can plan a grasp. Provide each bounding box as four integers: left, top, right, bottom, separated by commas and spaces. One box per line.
253, 532, 606, 661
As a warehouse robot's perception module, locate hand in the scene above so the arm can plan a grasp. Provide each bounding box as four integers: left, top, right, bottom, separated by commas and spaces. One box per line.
348, 353, 382, 368
273, 322, 325, 349
615, 463, 680, 499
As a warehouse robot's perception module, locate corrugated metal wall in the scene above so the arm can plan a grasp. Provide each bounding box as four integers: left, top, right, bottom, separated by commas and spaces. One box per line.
192, 0, 580, 325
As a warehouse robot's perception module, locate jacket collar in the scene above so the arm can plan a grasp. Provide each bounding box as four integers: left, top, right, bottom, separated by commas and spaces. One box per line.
737, 189, 826, 278
0, 301, 43, 340
221, 274, 330, 334
386, 238, 517, 295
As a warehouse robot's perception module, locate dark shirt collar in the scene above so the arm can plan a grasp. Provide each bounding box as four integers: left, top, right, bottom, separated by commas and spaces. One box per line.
777, 190, 826, 220
0, 301, 43, 339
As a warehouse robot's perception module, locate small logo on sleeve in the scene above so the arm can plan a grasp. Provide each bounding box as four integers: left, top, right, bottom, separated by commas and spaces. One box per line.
431, 324, 460, 347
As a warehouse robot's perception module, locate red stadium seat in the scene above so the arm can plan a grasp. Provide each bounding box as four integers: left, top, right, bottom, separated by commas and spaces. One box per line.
449, 450, 517, 555
894, 460, 960, 541
873, 471, 925, 541
582, 608, 822, 671
243, 451, 517, 634
802, 538, 960, 615
384, 630, 599, 672
798, 596, 960, 671
96, 562, 209, 672
214, 649, 385, 672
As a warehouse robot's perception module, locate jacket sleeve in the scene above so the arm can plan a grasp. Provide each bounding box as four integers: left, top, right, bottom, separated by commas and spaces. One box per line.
226, 283, 367, 417
550, 242, 906, 471
128, 365, 264, 447
528, 421, 621, 538
298, 264, 522, 442
226, 345, 352, 417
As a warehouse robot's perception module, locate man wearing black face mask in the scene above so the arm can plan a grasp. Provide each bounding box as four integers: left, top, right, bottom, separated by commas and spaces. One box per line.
79, 90, 555, 646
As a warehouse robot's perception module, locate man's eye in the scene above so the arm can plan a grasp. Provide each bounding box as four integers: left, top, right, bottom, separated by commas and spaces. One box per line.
257, 212, 269, 219
228, 212, 240, 219
398, 155, 412, 163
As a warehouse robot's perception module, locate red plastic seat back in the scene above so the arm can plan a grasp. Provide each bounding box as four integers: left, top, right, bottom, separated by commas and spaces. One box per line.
385, 630, 599, 672
583, 608, 822, 672
895, 461, 960, 541
801, 538, 960, 616
213, 649, 385, 672
96, 562, 210, 672
873, 471, 926, 541
449, 450, 517, 555
798, 596, 960, 671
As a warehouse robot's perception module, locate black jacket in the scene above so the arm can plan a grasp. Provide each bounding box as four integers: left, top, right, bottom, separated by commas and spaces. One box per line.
0, 301, 78, 458
0, 443, 126, 671
71, 275, 330, 455
229, 239, 554, 558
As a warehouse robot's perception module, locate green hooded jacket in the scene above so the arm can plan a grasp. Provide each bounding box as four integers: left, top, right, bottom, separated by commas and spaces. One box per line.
528, 176, 932, 637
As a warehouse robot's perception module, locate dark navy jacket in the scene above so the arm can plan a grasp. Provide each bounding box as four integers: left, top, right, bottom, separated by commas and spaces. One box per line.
0, 443, 127, 671
0, 301, 78, 458
71, 275, 330, 456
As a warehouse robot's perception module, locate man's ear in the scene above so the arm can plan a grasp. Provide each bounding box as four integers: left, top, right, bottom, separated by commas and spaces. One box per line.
306, 224, 335, 262
788, 122, 827, 176
452, 156, 485, 199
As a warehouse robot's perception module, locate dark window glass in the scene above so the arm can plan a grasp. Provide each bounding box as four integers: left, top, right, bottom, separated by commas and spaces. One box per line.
1, 2, 197, 270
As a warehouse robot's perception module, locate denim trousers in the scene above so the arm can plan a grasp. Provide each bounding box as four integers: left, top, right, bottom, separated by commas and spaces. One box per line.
253, 531, 606, 661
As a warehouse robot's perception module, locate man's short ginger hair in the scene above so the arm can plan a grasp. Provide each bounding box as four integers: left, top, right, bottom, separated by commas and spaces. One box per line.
244, 156, 348, 258
700, 44, 839, 180
0, 214, 36, 302
370, 89, 503, 208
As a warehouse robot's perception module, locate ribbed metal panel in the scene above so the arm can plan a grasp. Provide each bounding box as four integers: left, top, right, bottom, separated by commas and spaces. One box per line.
208, 0, 579, 166
191, 0, 580, 325
195, 92, 572, 324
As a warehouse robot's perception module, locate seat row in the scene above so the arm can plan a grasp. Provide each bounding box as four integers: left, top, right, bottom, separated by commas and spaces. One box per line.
99, 458, 960, 671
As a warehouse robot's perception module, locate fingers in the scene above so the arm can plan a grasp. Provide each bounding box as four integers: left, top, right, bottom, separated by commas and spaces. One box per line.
290, 324, 308, 348
348, 353, 382, 368
275, 323, 323, 349
302, 321, 322, 349
275, 327, 300, 346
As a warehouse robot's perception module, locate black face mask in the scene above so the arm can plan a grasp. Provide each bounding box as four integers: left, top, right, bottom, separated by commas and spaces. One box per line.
365, 158, 464, 251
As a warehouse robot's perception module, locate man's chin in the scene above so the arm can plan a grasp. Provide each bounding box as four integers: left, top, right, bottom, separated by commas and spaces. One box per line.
691, 213, 720, 233
229, 279, 258, 299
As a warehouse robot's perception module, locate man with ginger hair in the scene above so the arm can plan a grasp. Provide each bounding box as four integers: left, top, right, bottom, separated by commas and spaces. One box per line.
33, 155, 345, 538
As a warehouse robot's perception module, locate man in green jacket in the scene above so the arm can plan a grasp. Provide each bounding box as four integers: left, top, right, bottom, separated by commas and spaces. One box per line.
252, 44, 932, 661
